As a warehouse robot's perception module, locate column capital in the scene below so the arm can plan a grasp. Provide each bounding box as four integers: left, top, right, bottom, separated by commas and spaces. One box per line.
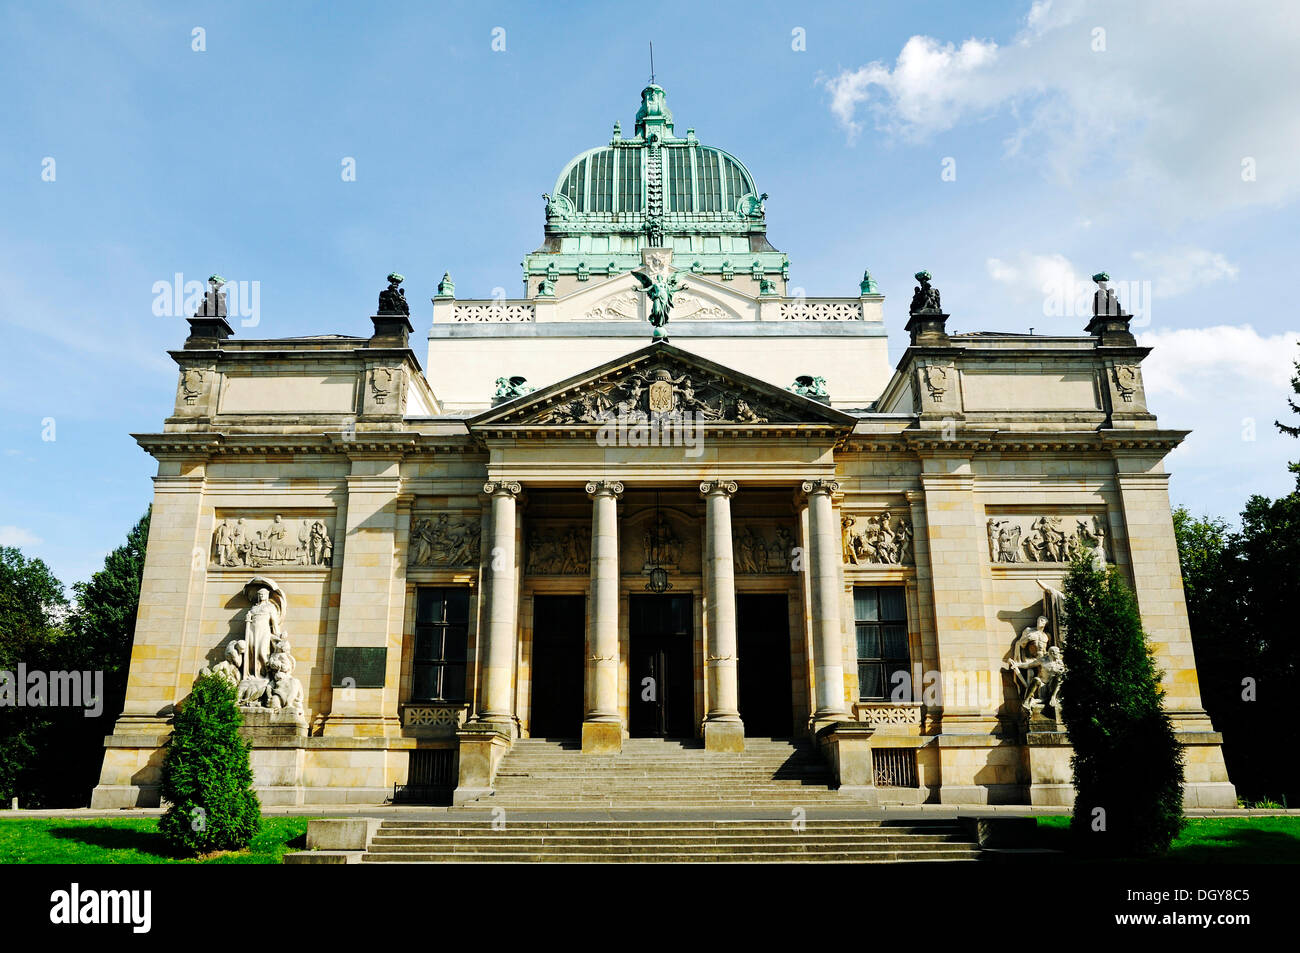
797, 478, 841, 502
699, 479, 739, 498
585, 479, 625, 499
483, 480, 523, 498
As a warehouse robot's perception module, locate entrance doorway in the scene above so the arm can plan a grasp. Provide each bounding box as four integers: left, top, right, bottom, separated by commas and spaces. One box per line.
629, 594, 695, 738
529, 595, 585, 738
736, 593, 793, 737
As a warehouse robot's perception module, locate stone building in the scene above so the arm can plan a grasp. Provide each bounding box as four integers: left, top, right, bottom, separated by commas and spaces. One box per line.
92, 85, 1234, 809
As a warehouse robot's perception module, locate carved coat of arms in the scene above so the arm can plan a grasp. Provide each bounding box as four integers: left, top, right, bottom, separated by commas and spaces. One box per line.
648, 380, 673, 415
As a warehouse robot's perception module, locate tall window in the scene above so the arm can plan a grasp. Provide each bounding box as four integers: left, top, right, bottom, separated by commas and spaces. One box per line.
413, 588, 469, 702
695, 149, 722, 211
618, 147, 641, 211
854, 587, 909, 701
589, 150, 614, 212
668, 148, 693, 211
723, 158, 750, 209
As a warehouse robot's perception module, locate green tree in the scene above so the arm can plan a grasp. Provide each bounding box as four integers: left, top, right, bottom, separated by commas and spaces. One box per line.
1061, 556, 1184, 855
158, 672, 261, 854
46, 509, 152, 804
0, 548, 69, 805
1275, 342, 1300, 476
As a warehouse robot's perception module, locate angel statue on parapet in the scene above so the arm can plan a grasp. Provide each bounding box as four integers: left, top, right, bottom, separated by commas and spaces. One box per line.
631, 264, 685, 340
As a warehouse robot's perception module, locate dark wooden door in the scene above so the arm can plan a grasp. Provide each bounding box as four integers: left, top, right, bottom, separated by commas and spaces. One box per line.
629, 594, 694, 738
736, 593, 794, 737
530, 595, 585, 738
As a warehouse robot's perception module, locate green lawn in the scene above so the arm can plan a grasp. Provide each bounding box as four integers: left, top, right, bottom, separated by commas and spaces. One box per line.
0, 816, 309, 864
1036, 815, 1300, 863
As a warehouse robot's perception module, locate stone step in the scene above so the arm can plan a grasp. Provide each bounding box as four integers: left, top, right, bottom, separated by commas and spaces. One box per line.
375, 820, 959, 830
488, 774, 832, 785
368, 836, 965, 849
361, 849, 982, 863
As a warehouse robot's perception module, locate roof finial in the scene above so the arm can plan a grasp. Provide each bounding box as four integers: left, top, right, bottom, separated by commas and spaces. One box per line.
649, 41, 655, 85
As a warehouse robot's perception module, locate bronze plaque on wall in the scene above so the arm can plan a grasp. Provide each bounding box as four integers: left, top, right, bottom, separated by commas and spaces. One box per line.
332, 647, 387, 688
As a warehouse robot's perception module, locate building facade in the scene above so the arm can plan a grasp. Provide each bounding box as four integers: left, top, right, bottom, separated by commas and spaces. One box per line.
92, 86, 1235, 809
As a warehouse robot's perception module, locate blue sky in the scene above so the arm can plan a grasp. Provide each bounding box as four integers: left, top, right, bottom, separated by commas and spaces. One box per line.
2, 0, 1298, 589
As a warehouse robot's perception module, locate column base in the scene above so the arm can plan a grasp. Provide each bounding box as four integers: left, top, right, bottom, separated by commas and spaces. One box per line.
581, 721, 623, 754
703, 720, 745, 752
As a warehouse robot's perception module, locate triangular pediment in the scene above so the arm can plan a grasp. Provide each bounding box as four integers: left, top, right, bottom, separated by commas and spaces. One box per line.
469, 342, 857, 428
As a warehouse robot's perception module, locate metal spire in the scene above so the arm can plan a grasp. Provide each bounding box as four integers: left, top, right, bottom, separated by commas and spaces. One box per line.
649, 41, 655, 84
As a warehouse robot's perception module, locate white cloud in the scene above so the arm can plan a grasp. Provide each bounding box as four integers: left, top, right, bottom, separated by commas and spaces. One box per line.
0, 526, 43, 547
824, 35, 1002, 141
1140, 325, 1300, 513
822, 1, 1300, 218
1130, 247, 1239, 298
1138, 325, 1297, 400
986, 252, 1089, 303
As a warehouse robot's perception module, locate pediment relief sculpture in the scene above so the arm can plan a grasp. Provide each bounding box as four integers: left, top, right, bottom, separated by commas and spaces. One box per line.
533, 365, 786, 425
987, 514, 1108, 566
212, 515, 333, 569
671, 292, 732, 320
410, 513, 482, 568
842, 511, 913, 566
583, 291, 640, 321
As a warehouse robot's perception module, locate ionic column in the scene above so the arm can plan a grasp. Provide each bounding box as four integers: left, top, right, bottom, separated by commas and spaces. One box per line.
477, 480, 522, 733
802, 479, 850, 729
582, 479, 624, 753
701, 480, 745, 751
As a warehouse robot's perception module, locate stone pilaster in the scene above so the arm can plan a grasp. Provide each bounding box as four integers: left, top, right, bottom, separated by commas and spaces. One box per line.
1112, 455, 1236, 807
700, 480, 744, 751
582, 480, 624, 753
322, 454, 405, 740
801, 479, 850, 731
92, 458, 209, 808
476, 480, 523, 736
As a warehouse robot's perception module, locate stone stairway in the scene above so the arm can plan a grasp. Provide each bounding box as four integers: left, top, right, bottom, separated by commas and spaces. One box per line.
359, 818, 982, 863
456, 737, 850, 810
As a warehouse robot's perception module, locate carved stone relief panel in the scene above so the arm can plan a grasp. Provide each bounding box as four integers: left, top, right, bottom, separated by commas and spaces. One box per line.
914, 361, 956, 413
211, 513, 334, 569
733, 522, 798, 574
525, 522, 591, 575
362, 364, 408, 415
582, 291, 640, 321
409, 512, 482, 569
621, 508, 700, 576
842, 511, 914, 566
986, 513, 1109, 565
175, 363, 217, 417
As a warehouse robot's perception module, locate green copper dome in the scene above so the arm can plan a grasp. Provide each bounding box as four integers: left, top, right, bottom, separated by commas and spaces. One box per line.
552, 85, 757, 219
527, 84, 785, 296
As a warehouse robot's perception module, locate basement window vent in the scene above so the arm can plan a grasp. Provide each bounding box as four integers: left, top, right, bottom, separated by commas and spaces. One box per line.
393, 749, 457, 804
873, 748, 918, 788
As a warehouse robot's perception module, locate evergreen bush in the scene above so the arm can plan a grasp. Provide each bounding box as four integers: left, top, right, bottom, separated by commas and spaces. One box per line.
158, 672, 261, 854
